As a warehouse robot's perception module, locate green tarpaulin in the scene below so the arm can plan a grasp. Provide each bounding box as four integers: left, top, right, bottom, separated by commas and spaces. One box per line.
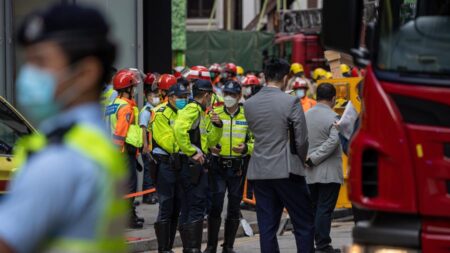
186, 31, 274, 72
172, 0, 187, 51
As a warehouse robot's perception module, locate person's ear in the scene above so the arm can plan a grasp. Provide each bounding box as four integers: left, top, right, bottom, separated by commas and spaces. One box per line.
73, 57, 102, 93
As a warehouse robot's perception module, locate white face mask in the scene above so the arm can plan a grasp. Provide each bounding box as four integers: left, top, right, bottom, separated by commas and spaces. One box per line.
223, 95, 238, 108
150, 96, 160, 106
243, 87, 252, 96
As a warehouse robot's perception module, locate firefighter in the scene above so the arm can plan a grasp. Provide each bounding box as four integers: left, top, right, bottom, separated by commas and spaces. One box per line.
236, 66, 244, 81
222, 63, 238, 82
140, 73, 160, 205
204, 81, 253, 253
209, 63, 222, 86
312, 68, 328, 82
340, 64, 352, 77
0, 4, 127, 253
174, 79, 223, 253
152, 83, 190, 253
290, 62, 305, 77
291, 77, 317, 112
158, 74, 178, 104
241, 74, 262, 101
107, 69, 144, 229
188, 65, 223, 107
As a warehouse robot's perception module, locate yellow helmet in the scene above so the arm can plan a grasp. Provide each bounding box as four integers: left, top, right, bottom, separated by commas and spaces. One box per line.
312, 68, 327, 80
236, 66, 244, 76
325, 72, 333, 79
340, 64, 351, 75
290, 63, 304, 75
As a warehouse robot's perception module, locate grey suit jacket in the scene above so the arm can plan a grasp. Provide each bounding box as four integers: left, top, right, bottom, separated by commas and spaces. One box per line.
305, 103, 343, 184
244, 87, 309, 180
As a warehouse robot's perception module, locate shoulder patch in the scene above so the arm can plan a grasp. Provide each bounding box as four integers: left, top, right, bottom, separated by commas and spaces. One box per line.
157, 106, 166, 113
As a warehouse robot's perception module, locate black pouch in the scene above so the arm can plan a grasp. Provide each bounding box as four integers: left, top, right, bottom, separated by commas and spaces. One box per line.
189, 162, 202, 185
170, 153, 182, 171
147, 154, 158, 182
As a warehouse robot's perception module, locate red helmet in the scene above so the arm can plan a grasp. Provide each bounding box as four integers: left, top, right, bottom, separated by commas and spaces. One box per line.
144, 73, 156, 85
351, 67, 359, 77
209, 63, 222, 74
292, 78, 308, 89
224, 63, 237, 74
173, 66, 187, 79
158, 74, 177, 91
242, 75, 260, 86
187, 65, 211, 81
113, 69, 140, 90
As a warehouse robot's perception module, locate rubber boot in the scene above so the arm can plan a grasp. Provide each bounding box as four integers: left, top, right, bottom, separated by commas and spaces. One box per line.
154, 221, 174, 253
168, 218, 179, 249
181, 220, 204, 253
221, 219, 240, 253
203, 217, 222, 253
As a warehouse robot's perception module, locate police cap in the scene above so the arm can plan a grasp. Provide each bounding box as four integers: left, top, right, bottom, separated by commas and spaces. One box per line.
223, 81, 242, 95
167, 83, 190, 97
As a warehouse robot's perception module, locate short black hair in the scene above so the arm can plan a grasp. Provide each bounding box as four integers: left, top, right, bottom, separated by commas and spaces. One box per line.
263, 58, 290, 82
193, 90, 209, 99
316, 83, 337, 101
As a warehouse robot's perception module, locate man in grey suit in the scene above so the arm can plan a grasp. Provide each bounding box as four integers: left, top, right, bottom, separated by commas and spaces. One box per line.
305, 83, 343, 253
244, 59, 314, 253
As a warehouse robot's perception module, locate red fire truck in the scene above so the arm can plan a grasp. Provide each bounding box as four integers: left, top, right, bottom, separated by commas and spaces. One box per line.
272, 9, 327, 78
322, 0, 450, 252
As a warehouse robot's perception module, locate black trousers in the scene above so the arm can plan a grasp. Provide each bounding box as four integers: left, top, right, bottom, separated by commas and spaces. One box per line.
252, 175, 315, 253
308, 183, 341, 250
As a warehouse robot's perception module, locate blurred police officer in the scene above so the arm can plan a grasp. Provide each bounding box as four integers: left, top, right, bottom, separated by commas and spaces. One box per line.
140, 73, 160, 205
174, 79, 223, 253
0, 4, 127, 253
204, 81, 253, 253
152, 83, 190, 253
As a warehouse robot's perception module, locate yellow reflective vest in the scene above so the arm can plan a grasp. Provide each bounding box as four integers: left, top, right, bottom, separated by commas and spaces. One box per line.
174, 101, 223, 156
214, 105, 253, 157
14, 124, 128, 253
152, 104, 179, 154
107, 98, 143, 148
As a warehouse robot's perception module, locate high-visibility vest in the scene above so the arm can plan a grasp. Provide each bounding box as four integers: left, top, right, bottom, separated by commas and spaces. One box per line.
107, 98, 143, 148
301, 97, 317, 112
214, 105, 253, 157
14, 124, 128, 253
152, 104, 178, 154
174, 101, 223, 156
101, 85, 114, 108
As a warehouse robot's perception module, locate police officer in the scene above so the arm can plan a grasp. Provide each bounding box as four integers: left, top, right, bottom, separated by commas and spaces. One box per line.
101, 66, 118, 109
140, 73, 160, 205
204, 81, 253, 253
107, 69, 144, 229
152, 83, 190, 253
0, 4, 127, 253
174, 79, 223, 253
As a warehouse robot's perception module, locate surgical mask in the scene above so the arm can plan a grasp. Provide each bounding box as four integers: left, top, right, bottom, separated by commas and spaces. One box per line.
150, 96, 160, 106
16, 64, 61, 125
175, 98, 188, 109
296, 89, 306, 98
223, 95, 238, 108
243, 87, 252, 96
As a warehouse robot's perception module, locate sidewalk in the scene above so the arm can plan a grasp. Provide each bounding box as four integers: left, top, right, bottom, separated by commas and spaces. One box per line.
126, 198, 352, 252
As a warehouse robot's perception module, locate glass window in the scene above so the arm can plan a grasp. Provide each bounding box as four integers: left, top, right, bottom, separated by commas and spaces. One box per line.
377, 0, 450, 78
187, 0, 214, 18
0, 101, 32, 155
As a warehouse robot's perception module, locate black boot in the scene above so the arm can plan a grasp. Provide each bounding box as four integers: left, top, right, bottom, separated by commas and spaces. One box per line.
203, 217, 222, 253
181, 220, 204, 253
222, 219, 240, 253
154, 221, 174, 253
169, 218, 179, 249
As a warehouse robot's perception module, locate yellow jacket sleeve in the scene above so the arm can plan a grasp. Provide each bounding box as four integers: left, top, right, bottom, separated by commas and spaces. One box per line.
153, 112, 178, 154
205, 114, 223, 149
174, 104, 199, 156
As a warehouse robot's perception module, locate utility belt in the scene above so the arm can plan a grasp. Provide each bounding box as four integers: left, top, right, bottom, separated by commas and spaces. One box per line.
153, 153, 182, 171
212, 156, 244, 176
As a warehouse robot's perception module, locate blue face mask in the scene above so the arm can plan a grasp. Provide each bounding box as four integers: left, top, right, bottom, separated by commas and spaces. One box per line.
175, 98, 188, 110
16, 65, 61, 125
